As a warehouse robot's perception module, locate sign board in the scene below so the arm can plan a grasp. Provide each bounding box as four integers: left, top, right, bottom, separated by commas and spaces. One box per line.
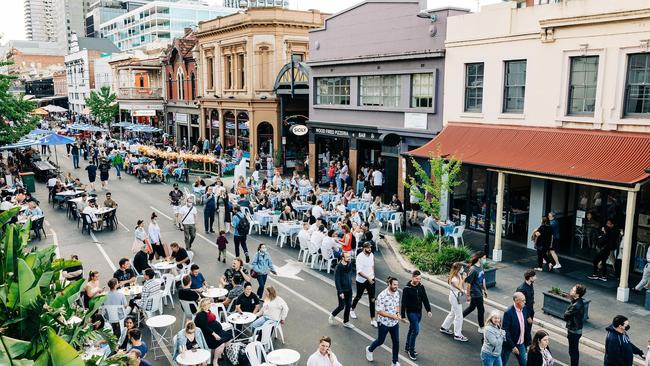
314, 127, 379, 140
576, 210, 585, 219
133, 110, 156, 117
291, 124, 308, 136
176, 113, 188, 123
404, 113, 428, 130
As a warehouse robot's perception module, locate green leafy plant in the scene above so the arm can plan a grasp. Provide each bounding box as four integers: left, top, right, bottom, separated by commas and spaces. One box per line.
396, 232, 471, 275
85, 86, 118, 128
0, 61, 39, 146
274, 148, 283, 168
549, 286, 564, 296
0, 208, 128, 365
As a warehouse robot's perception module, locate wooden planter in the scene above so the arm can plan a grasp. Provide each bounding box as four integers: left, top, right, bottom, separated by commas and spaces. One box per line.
542, 292, 590, 321
484, 267, 497, 288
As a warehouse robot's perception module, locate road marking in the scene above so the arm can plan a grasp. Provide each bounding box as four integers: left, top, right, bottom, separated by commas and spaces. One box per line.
118, 220, 130, 232
48, 228, 61, 259
150, 206, 173, 221
94, 242, 116, 271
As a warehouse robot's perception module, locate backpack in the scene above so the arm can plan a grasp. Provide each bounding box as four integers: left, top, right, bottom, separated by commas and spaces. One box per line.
236, 213, 250, 234
225, 341, 248, 365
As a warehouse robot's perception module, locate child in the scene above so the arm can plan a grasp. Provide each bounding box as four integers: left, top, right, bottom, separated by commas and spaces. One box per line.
216, 230, 227, 263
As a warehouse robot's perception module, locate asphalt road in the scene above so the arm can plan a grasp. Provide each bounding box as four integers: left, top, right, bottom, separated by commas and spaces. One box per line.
28, 146, 603, 366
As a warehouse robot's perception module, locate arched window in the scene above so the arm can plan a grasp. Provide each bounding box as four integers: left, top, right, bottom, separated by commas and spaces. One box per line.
190, 72, 196, 100
139, 75, 145, 88
167, 73, 173, 99
177, 67, 185, 100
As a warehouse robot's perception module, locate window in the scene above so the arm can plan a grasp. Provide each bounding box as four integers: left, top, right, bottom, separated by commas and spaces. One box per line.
624, 53, 650, 115
411, 73, 433, 108
177, 68, 184, 100
190, 72, 196, 100
224, 55, 232, 89
360, 75, 400, 107
568, 56, 598, 115
464, 63, 484, 112
503, 60, 526, 113
167, 73, 173, 99
206, 57, 213, 89
237, 53, 245, 89
316, 77, 350, 105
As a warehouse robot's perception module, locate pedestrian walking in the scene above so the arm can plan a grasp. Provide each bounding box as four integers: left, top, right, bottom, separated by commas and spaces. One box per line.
401, 270, 432, 360
408, 185, 420, 226
532, 217, 554, 272
350, 242, 377, 327
178, 197, 197, 250
563, 284, 586, 366
113, 150, 123, 179
588, 219, 620, 281
440, 262, 468, 342
463, 251, 488, 333
365, 277, 403, 366
526, 330, 554, 366
516, 269, 536, 322
98, 158, 111, 190
604, 315, 644, 366
203, 187, 216, 233
501, 292, 531, 366
547, 212, 563, 269
169, 184, 184, 230
251, 243, 276, 297
147, 213, 165, 260
71, 143, 80, 169
85, 160, 97, 191
481, 310, 506, 366
329, 251, 354, 329
231, 206, 250, 263
216, 188, 230, 233
307, 336, 343, 366
216, 230, 227, 263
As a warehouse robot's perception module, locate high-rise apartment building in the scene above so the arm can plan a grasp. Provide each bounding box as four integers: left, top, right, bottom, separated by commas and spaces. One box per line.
56, 0, 90, 50
85, 0, 151, 38
24, 0, 58, 42
223, 0, 288, 8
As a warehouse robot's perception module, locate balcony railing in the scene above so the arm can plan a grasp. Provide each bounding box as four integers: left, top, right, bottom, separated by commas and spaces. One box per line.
117, 87, 163, 99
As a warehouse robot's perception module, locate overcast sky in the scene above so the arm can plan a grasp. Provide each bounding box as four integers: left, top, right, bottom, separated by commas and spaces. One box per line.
0, 0, 499, 43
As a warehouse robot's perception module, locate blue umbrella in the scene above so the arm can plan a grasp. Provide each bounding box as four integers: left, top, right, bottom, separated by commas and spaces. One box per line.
0, 138, 39, 150
37, 133, 75, 172
29, 128, 53, 136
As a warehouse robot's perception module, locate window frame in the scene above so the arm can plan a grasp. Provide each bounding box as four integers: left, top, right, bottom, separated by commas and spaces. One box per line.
359, 75, 401, 108
623, 53, 650, 117
567, 55, 599, 116
464, 63, 484, 113
410, 73, 434, 108
315, 77, 351, 106
502, 60, 527, 114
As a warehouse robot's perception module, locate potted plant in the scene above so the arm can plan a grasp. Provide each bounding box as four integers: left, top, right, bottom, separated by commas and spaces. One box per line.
274, 148, 284, 174
542, 287, 590, 321
483, 261, 497, 288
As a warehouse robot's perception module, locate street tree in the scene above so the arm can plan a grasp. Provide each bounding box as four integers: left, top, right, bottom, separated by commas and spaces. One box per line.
85, 86, 118, 128
0, 60, 38, 145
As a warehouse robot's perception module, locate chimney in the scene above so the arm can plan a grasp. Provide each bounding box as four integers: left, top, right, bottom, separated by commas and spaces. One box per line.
184, 28, 192, 36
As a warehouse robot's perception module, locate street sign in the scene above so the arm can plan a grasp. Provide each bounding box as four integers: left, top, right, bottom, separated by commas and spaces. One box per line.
291, 124, 308, 136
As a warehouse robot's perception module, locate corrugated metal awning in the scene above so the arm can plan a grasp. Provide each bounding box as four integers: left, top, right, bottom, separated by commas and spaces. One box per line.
407, 123, 650, 187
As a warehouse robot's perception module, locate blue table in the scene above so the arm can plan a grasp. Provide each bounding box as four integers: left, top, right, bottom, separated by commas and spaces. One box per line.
375, 209, 396, 222
298, 186, 312, 196
319, 193, 336, 206
347, 200, 366, 211
254, 211, 280, 227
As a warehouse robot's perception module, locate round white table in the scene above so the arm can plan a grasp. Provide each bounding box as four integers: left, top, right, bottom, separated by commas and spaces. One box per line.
175, 349, 211, 365
202, 287, 228, 299
81, 345, 107, 361
152, 261, 176, 271
122, 285, 142, 297
266, 348, 301, 365
227, 312, 256, 341
146, 314, 176, 360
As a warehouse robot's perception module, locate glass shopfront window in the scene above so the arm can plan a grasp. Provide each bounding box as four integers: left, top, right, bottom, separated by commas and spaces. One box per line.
209, 110, 219, 145
224, 111, 236, 153
237, 112, 250, 153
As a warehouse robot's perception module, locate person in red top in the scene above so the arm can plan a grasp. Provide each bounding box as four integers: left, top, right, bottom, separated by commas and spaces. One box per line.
338, 225, 353, 252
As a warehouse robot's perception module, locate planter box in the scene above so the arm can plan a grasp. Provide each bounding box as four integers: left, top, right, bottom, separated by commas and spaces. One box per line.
484, 267, 497, 288
646, 290, 650, 311
542, 292, 590, 321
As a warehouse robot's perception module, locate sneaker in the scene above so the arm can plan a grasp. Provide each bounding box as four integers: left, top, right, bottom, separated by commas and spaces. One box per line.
370, 320, 378, 328
554, 263, 562, 269
599, 276, 608, 282
408, 350, 417, 361
343, 322, 355, 329
365, 346, 373, 362
454, 335, 469, 342
534, 267, 543, 271
439, 327, 453, 335
222, 258, 226, 263
245, 255, 250, 263
328, 314, 334, 325
477, 327, 484, 334
350, 310, 358, 319
587, 274, 600, 280
393, 362, 401, 366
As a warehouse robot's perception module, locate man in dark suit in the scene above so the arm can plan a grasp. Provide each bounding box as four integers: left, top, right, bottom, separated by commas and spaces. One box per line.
501, 292, 531, 366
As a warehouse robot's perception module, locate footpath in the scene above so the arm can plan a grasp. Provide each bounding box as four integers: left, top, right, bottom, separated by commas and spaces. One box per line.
381, 228, 650, 365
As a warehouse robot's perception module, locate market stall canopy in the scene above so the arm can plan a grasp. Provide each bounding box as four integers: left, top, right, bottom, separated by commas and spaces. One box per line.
113, 122, 136, 128
30, 108, 49, 116
28, 128, 54, 136
0, 138, 39, 150
42, 105, 67, 113
37, 133, 75, 146
406, 123, 650, 187
67, 123, 107, 132
126, 125, 161, 133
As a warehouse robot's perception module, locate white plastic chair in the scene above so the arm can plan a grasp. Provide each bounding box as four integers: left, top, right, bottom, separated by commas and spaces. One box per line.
245, 341, 272, 366
249, 320, 275, 353
267, 215, 280, 237
319, 253, 336, 274
450, 225, 465, 247
388, 212, 403, 233
306, 239, 321, 268
210, 302, 233, 332
273, 320, 285, 344
421, 225, 432, 237
187, 250, 194, 264
160, 274, 175, 308
173, 266, 190, 292
143, 292, 163, 318
241, 206, 251, 217
276, 224, 290, 248
247, 212, 262, 235
179, 299, 196, 322
297, 234, 310, 262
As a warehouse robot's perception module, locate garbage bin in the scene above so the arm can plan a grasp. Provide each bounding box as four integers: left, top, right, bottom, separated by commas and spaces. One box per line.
19, 172, 36, 193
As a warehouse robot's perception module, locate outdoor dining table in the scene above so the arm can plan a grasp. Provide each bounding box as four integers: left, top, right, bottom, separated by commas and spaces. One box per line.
152, 261, 176, 272
293, 203, 312, 213
55, 190, 85, 198
17, 214, 43, 225
298, 186, 312, 196
176, 349, 211, 365
121, 285, 142, 298
253, 210, 280, 228
146, 314, 176, 360
202, 287, 228, 299
266, 348, 301, 366
347, 199, 366, 211
81, 344, 110, 361
319, 192, 336, 206
278, 222, 302, 236
375, 208, 396, 222
227, 312, 256, 341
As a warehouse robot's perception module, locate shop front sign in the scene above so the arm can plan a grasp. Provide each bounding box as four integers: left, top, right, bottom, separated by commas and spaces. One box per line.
291, 124, 308, 136
314, 127, 379, 140
133, 110, 156, 117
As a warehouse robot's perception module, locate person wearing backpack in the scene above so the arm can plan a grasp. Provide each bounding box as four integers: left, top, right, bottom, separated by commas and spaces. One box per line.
231, 206, 250, 263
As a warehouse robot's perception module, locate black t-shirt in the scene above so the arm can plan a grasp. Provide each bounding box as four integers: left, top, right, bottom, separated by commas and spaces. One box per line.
178, 288, 200, 313
86, 164, 97, 177
234, 292, 260, 313
465, 265, 485, 299
172, 248, 189, 267
169, 190, 183, 205
99, 162, 110, 173
223, 268, 249, 290
133, 250, 151, 274
113, 268, 136, 283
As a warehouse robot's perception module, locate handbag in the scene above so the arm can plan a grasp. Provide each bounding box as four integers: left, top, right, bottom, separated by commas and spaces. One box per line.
250, 269, 258, 279
455, 289, 467, 305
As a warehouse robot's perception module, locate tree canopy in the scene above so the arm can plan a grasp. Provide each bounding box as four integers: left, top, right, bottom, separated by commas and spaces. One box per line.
0, 61, 39, 146
85, 86, 118, 127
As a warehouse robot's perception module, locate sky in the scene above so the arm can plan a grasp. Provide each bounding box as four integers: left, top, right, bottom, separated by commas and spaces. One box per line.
0, 0, 500, 43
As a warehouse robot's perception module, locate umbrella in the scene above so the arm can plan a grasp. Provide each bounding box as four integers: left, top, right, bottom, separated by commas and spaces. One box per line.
0, 138, 38, 150
42, 105, 67, 113
31, 108, 49, 116
37, 133, 75, 172
28, 128, 54, 136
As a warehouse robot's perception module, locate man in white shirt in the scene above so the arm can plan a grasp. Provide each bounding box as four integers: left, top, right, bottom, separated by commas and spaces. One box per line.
298, 223, 312, 248
312, 201, 325, 219
82, 199, 101, 229
310, 225, 326, 250
372, 169, 383, 198
178, 197, 197, 250
47, 177, 58, 189
306, 336, 342, 366
320, 229, 340, 260
351, 242, 377, 327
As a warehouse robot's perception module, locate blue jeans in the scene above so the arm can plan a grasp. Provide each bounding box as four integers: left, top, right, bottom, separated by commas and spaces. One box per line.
256, 274, 267, 297
405, 312, 421, 351
336, 176, 343, 193
501, 343, 527, 366
72, 154, 79, 168
481, 352, 503, 366
250, 315, 272, 330
114, 163, 121, 177
369, 323, 399, 363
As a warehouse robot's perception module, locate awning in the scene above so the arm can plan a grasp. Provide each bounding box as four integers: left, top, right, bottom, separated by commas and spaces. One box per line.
407, 123, 650, 187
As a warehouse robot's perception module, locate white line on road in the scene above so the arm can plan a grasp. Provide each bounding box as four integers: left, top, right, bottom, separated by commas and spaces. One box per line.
95, 243, 117, 272
118, 220, 130, 232
150, 206, 173, 221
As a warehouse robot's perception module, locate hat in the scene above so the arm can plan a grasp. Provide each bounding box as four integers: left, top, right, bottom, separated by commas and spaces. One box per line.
173, 183, 179, 188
